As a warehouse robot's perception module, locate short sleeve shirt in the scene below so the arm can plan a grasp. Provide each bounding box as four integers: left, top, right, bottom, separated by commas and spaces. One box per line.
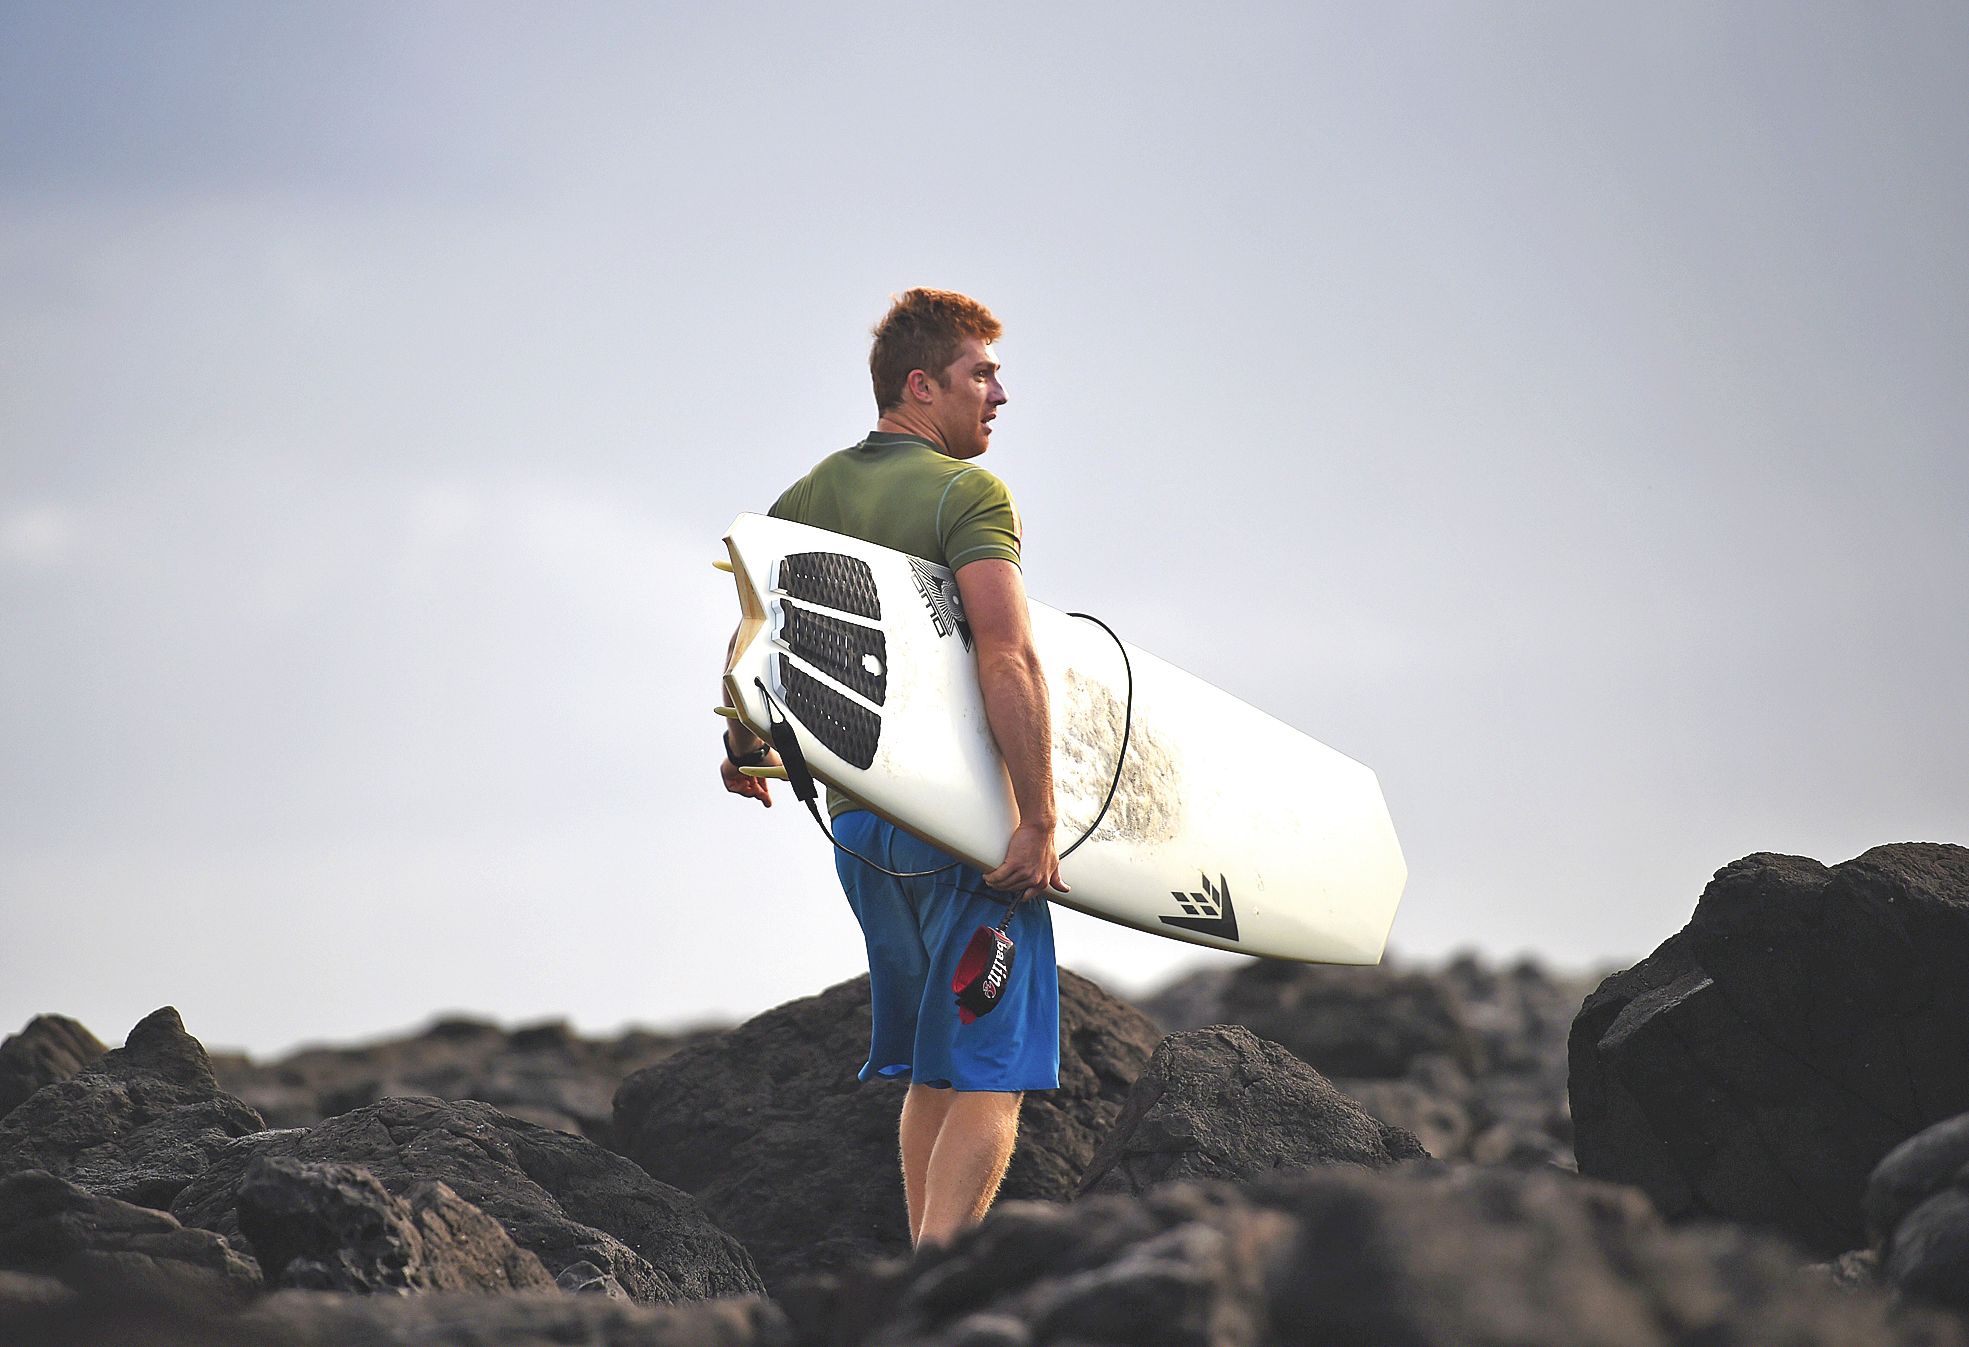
769, 433, 1021, 570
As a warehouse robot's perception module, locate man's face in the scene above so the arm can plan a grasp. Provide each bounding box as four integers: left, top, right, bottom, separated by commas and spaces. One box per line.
926, 338, 1006, 460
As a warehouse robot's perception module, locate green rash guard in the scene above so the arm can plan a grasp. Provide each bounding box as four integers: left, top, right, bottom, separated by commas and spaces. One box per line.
769, 431, 1024, 817
770, 433, 1023, 570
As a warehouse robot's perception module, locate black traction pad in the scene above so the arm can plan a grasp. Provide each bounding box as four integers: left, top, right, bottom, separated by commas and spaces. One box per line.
781, 604, 887, 706
777, 654, 881, 769
777, 552, 881, 621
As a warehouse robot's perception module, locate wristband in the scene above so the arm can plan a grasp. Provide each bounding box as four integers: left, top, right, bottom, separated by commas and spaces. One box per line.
724, 731, 770, 768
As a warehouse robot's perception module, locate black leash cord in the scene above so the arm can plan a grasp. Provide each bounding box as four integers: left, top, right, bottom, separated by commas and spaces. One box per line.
1057, 612, 1132, 860
755, 610, 1135, 889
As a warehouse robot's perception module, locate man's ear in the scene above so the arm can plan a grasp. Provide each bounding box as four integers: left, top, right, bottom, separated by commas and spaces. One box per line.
904, 368, 934, 403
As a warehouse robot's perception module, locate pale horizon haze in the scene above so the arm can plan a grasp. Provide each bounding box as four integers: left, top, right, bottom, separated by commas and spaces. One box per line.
3, 4, 1964, 1056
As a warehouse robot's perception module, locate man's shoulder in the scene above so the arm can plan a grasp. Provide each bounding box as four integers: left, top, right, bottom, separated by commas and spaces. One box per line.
766, 475, 800, 519
936, 460, 1016, 511
769, 445, 859, 518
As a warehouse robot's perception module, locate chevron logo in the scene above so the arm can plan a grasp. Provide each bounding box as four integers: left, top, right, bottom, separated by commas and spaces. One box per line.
1159, 872, 1239, 942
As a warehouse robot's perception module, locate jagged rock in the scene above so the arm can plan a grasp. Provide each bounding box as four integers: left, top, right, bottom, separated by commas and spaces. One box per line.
1213, 957, 1482, 1078
793, 1167, 1964, 1347
1137, 966, 1238, 1035
0, 1169, 259, 1299
1570, 844, 1969, 1255
210, 1015, 714, 1144
400, 1177, 556, 1293
1884, 1189, 1969, 1313
0, 1016, 106, 1120
556, 1258, 629, 1298
1437, 954, 1599, 1164
172, 1095, 760, 1304
1339, 1061, 1477, 1161
1821, 1247, 1884, 1291
0, 1270, 71, 1313
614, 970, 1160, 1289
1868, 1113, 1969, 1245
0, 1284, 793, 1346
1866, 1112, 1969, 1312
1079, 1026, 1427, 1195
0, 1008, 265, 1207
1147, 953, 1592, 1168
236, 1155, 554, 1293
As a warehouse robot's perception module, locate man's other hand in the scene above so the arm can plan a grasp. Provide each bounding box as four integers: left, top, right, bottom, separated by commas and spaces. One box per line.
983, 819, 1069, 902
720, 749, 781, 807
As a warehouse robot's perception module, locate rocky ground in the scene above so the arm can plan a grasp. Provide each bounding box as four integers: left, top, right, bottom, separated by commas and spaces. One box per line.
3, 840, 1967, 1345
208, 1014, 722, 1147
1142, 946, 1597, 1169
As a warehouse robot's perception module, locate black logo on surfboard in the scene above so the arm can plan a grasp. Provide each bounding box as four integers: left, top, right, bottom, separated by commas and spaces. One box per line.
1160, 873, 1239, 942
908, 558, 972, 650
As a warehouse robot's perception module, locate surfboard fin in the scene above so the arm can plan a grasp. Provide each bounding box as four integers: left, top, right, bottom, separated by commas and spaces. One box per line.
713, 559, 734, 573
739, 765, 788, 780
713, 705, 740, 719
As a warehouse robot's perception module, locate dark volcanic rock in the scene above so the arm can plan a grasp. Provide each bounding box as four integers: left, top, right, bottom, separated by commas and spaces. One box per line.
236, 1155, 554, 1293
1437, 953, 1598, 1164
1147, 952, 1592, 1167
1887, 1189, 1969, 1314
556, 1257, 630, 1298
398, 1179, 558, 1293
800, 1167, 1963, 1347
0, 1169, 259, 1300
172, 1095, 760, 1304
0, 1285, 792, 1347
1868, 1113, 1969, 1247
1214, 957, 1482, 1078
1867, 1112, 1969, 1312
0, 1007, 265, 1208
0, 1270, 71, 1314
1079, 1026, 1428, 1195
1819, 1247, 1886, 1291
614, 970, 1160, 1289
0, 1016, 106, 1120
1570, 844, 1969, 1256
211, 1015, 715, 1144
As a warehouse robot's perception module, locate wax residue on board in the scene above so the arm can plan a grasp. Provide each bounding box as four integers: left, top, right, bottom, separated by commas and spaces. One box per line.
1055, 668, 1180, 845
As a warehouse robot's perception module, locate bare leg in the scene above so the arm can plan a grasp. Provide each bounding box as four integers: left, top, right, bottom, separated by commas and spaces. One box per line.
916, 1090, 1022, 1248
899, 1084, 956, 1246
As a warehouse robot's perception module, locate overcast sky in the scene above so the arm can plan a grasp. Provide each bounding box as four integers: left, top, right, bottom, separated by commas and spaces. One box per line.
3, 3, 1964, 1056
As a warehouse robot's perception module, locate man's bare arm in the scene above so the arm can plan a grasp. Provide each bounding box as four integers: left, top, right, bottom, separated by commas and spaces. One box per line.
955, 558, 1068, 900
719, 625, 778, 807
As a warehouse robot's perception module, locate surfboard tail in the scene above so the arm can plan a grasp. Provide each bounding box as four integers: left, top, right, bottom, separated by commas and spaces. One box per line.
721, 533, 774, 745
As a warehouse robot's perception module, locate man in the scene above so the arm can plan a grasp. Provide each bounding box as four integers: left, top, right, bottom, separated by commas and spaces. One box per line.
718, 289, 1066, 1249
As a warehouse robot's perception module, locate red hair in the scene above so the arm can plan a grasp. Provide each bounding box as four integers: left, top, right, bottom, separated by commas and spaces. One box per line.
869, 289, 1003, 413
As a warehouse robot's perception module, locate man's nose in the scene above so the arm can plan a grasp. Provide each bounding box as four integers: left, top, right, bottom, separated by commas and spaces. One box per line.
989, 380, 1008, 405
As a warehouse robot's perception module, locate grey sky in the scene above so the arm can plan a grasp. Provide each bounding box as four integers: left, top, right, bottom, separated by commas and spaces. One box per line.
3, 3, 1964, 1054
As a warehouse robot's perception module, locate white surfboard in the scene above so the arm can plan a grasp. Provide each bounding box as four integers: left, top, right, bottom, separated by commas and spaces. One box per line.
720, 513, 1406, 964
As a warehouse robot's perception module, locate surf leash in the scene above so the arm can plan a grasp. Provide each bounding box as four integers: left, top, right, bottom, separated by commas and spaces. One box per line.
1056, 612, 1132, 861
748, 608, 1134, 892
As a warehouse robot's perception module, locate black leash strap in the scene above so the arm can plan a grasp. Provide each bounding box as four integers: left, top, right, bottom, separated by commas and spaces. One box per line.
757, 677, 954, 879
758, 681, 820, 805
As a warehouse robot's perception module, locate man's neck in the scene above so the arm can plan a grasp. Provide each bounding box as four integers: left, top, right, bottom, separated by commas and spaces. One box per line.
875, 411, 950, 455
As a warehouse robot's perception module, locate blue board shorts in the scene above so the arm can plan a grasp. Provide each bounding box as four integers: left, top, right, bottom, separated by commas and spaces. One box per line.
832, 810, 1059, 1092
